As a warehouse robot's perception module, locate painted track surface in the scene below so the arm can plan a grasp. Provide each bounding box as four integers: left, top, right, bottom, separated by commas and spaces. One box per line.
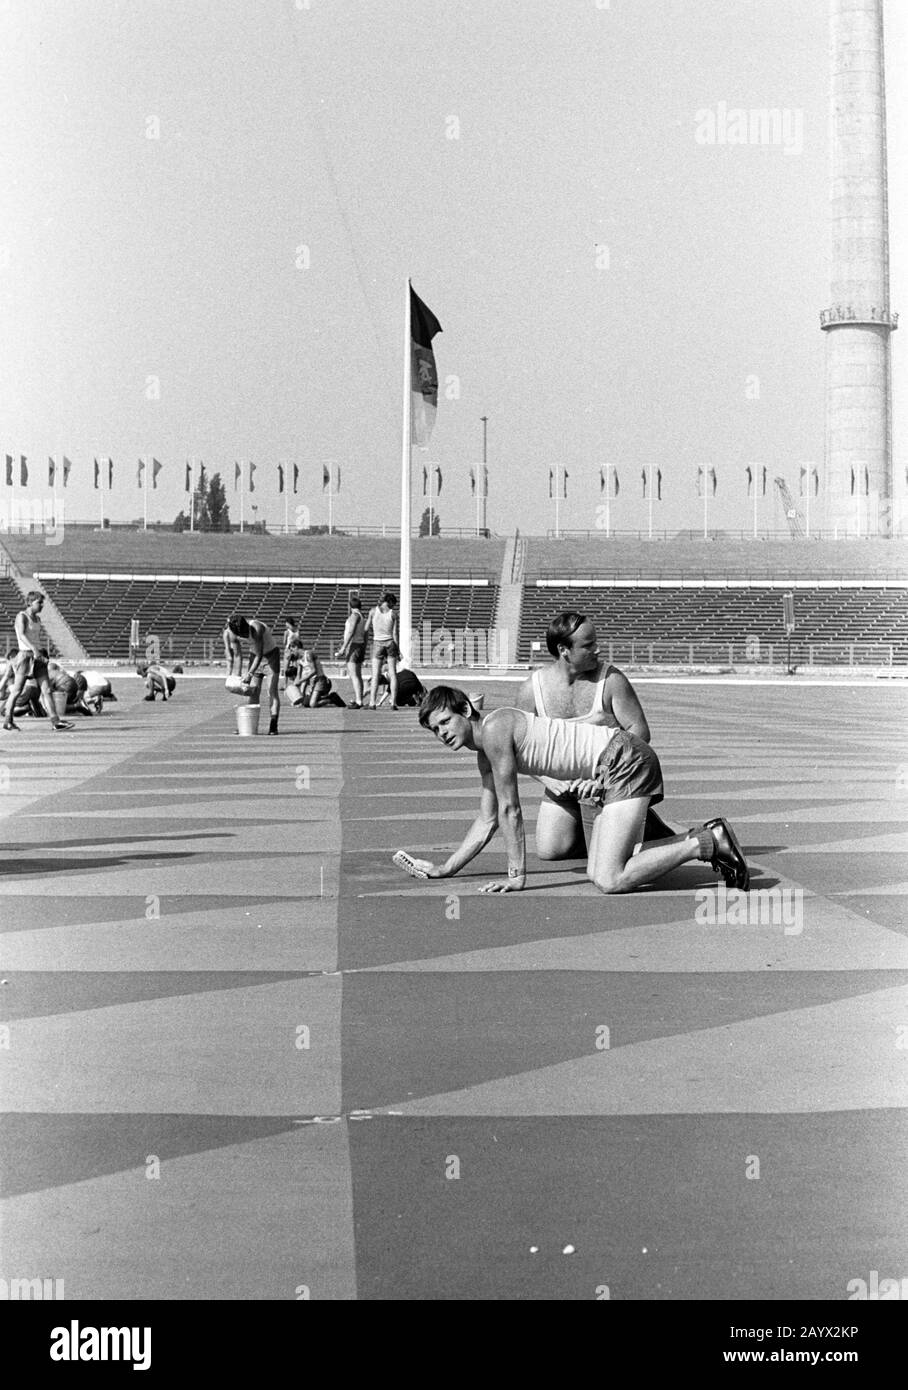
1, 680, 906, 1300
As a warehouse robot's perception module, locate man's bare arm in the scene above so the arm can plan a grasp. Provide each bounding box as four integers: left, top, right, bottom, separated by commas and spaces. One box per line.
480, 712, 526, 891
436, 752, 499, 876
606, 668, 651, 742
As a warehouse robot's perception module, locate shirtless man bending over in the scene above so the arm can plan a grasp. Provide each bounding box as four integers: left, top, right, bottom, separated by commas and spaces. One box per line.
394, 685, 748, 896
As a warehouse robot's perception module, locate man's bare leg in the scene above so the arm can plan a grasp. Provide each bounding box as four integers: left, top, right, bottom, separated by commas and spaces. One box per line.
535, 792, 587, 860
587, 798, 703, 894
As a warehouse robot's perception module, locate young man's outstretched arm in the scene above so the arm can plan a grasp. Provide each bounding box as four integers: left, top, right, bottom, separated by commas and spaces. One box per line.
401, 754, 500, 879
478, 712, 526, 893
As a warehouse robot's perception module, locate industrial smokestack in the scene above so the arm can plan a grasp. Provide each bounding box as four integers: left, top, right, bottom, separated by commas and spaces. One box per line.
821, 0, 898, 537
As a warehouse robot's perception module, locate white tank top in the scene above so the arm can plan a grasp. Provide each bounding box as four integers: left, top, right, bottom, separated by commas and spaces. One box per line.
371, 607, 396, 643
17, 611, 43, 652
531, 669, 614, 725
505, 709, 618, 781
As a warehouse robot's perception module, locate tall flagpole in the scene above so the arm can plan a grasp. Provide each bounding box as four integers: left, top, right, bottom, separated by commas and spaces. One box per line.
100, 457, 105, 528
189, 457, 195, 532
284, 471, 289, 535
605, 466, 611, 538
399, 277, 413, 666
143, 458, 148, 531
240, 462, 245, 534
648, 462, 654, 540
753, 470, 758, 539
703, 469, 708, 540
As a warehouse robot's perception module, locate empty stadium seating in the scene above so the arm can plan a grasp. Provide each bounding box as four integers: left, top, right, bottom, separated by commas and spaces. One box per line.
3, 530, 504, 580
519, 584, 908, 663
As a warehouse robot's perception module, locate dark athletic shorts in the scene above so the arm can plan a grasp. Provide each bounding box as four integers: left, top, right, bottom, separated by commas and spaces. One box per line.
13, 650, 48, 681
346, 643, 366, 664
373, 639, 399, 661
594, 729, 664, 806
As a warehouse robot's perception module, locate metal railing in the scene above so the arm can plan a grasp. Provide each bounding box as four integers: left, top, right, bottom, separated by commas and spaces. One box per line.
521, 639, 903, 670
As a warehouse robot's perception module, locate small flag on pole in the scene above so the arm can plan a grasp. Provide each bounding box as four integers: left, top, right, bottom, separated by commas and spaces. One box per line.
436, 466, 442, 496
336, 466, 341, 493
5, 455, 12, 486
20, 455, 28, 486
63, 457, 72, 486
137, 459, 145, 487
234, 462, 241, 490
710, 467, 717, 496
152, 459, 162, 488
745, 465, 753, 496
278, 464, 285, 494
409, 285, 442, 448
470, 467, 476, 496
48, 457, 56, 487
322, 465, 330, 491
293, 463, 299, 494
248, 462, 256, 493
185, 462, 192, 492
656, 468, 662, 501
422, 466, 428, 495
641, 468, 647, 498
548, 468, 554, 499
94, 458, 100, 489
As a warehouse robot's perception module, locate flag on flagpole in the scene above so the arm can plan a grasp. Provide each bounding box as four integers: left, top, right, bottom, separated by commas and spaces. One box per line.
423, 466, 429, 495
20, 455, 28, 486
482, 465, 489, 498
185, 462, 192, 492
322, 465, 330, 491
435, 466, 442, 496
641, 468, 647, 497
63, 457, 72, 486
409, 285, 442, 448
470, 467, 476, 495
696, 467, 703, 497
137, 459, 145, 487
48, 457, 56, 487
336, 466, 341, 493
599, 468, 605, 493
5, 455, 12, 486
94, 458, 100, 489
278, 464, 285, 494
745, 465, 753, 496
563, 470, 568, 499
656, 468, 662, 500
710, 467, 717, 496
548, 468, 554, 499
614, 471, 619, 497
248, 462, 256, 493
293, 463, 299, 494
234, 462, 241, 490
152, 459, 162, 489
108, 457, 114, 488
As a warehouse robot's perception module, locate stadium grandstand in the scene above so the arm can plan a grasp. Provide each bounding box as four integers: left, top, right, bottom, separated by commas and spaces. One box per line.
1, 528, 906, 670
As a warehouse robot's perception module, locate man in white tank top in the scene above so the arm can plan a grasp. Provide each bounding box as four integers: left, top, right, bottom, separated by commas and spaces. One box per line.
514, 611, 674, 859
394, 686, 748, 896
2, 591, 74, 732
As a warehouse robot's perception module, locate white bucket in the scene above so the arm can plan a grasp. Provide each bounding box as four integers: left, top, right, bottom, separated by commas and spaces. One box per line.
235, 703, 261, 736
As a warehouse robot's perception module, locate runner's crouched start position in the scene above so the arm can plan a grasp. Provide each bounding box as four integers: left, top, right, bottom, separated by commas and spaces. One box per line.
394, 686, 749, 895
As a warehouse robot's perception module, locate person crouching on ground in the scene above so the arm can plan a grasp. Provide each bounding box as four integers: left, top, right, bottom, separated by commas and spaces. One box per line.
394, 685, 749, 896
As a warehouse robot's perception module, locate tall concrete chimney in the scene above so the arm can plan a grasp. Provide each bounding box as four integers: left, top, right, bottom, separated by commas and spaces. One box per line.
821, 0, 898, 536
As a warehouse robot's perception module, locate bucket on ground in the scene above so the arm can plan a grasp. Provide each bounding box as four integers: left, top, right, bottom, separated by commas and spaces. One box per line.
235, 703, 261, 736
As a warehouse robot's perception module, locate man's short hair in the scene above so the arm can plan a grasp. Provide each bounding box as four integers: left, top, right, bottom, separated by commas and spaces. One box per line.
227, 616, 250, 638
418, 684, 474, 728
25, 590, 43, 606
546, 610, 588, 658
349, 596, 362, 610
378, 592, 397, 608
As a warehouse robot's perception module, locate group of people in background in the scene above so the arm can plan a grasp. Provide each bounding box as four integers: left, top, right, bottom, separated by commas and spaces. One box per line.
0, 592, 114, 731
221, 592, 426, 734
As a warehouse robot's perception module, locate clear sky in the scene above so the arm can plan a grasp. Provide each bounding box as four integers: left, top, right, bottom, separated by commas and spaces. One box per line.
1, 0, 905, 535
